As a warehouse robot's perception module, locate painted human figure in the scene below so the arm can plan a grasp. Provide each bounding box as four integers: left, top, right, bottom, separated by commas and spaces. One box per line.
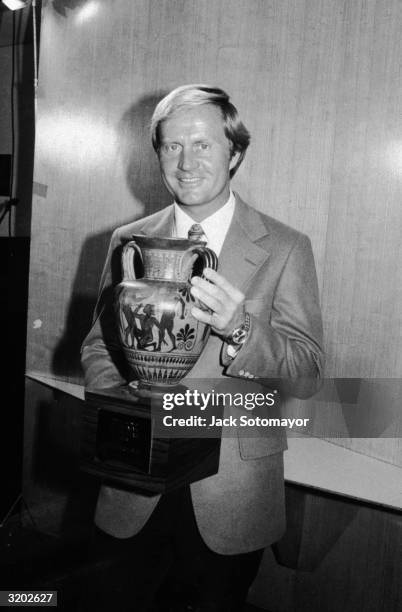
157, 293, 186, 351
132, 303, 160, 351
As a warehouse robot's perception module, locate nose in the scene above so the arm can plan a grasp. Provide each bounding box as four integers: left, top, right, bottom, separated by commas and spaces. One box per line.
178, 147, 198, 172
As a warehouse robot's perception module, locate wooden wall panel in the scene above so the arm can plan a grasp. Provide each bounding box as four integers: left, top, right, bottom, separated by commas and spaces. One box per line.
321, 0, 402, 377
26, 2, 401, 471
27, 0, 402, 381
22, 378, 97, 535
28, 0, 342, 380
250, 486, 402, 612
24, 3, 402, 607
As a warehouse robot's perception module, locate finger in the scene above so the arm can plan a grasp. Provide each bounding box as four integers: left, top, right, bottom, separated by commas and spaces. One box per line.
190, 286, 223, 314
191, 306, 215, 325
191, 276, 241, 311
200, 268, 245, 302
191, 277, 226, 304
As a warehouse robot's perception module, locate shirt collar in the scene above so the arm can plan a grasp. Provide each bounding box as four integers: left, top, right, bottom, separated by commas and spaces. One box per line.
173, 191, 236, 248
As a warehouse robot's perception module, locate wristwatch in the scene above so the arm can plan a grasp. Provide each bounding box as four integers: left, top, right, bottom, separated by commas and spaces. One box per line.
225, 311, 251, 360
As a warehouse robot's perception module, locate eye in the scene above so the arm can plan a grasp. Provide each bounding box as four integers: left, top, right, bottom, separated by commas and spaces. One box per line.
194, 142, 210, 151
161, 143, 180, 154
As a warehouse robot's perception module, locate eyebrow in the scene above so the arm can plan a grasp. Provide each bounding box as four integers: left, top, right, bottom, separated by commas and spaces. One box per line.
161, 136, 211, 143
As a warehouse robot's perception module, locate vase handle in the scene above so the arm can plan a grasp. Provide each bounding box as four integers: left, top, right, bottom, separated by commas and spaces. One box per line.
182, 245, 218, 279
122, 240, 142, 281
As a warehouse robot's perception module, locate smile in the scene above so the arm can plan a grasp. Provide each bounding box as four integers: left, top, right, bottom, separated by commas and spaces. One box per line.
178, 177, 202, 184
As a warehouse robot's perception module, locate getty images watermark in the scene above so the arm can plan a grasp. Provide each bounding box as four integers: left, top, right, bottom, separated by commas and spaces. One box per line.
146, 377, 401, 439
159, 388, 310, 430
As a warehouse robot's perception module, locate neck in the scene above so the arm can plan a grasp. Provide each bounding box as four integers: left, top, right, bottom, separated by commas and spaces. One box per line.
175, 205, 209, 223
176, 189, 232, 222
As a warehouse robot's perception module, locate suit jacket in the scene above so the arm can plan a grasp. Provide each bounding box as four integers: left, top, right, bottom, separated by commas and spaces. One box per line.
81, 194, 324, 554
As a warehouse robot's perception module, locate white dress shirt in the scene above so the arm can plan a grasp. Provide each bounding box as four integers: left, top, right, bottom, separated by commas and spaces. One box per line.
173, 191, 236, 256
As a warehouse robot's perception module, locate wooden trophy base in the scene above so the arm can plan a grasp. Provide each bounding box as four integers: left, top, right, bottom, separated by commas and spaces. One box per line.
81, 385, 221, 496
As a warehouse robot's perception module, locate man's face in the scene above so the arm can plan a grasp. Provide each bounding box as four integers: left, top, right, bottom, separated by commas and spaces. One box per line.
158, 104, 238, 220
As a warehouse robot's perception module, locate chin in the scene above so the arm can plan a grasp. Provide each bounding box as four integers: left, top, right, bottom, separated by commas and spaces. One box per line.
176, 193, 205, 206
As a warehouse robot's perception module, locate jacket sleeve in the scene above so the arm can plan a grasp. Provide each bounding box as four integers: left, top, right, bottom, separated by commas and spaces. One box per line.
223, 234, 324, 398
81, 228, 130, 389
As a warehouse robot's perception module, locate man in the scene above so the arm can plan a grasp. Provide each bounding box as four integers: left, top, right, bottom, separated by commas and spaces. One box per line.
81, 85, 324, 611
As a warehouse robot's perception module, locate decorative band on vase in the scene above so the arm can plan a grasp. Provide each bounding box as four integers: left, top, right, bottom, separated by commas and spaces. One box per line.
123, 349, 199, 383
132, 367, 184, 385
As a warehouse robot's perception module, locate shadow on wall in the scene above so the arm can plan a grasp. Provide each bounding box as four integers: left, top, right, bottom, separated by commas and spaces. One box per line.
23, 379, 99, 536
273, 485, 359, 571
118, 93, 171, 211
50, 0, 87, 18
52, 92, 171, 381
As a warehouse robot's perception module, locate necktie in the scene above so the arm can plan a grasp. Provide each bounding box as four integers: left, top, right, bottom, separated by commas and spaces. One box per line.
188, 223, 207, 242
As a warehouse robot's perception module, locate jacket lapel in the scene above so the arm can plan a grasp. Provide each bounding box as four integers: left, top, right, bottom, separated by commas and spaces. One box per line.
218, 195, 271, 293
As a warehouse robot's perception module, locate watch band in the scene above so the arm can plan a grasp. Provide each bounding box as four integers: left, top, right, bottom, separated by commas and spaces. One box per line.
225, 312, 251, 360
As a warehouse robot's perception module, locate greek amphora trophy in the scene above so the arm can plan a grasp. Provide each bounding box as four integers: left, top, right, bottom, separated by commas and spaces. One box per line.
82, 235, 222, 494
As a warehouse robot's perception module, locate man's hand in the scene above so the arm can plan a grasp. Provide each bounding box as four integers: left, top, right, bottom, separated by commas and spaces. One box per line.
190, 268, 245, 337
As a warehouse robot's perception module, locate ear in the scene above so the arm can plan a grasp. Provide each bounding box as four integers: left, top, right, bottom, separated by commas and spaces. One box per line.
229, 150, 241, 171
